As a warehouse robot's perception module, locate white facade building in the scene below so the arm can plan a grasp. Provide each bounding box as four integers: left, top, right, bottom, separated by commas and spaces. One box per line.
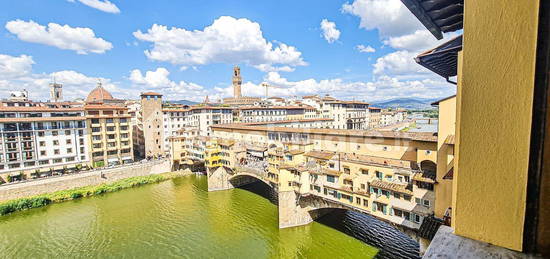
0, 107, 89, 179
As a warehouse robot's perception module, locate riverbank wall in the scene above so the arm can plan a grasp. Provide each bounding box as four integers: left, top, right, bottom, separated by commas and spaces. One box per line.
0, 159, 172, 202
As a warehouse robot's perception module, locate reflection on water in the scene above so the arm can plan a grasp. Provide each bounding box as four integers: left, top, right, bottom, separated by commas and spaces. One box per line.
240, 181, 420, 259
0, 175, 390, 258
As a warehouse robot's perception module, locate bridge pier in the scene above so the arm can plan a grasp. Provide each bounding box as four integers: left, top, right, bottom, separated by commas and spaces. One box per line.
278, 191, 335, 228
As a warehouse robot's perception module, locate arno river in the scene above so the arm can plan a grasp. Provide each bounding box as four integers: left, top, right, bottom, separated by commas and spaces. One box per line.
0, 175, 419, 258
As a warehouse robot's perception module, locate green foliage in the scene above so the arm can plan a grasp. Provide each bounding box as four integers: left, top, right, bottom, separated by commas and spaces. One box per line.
0, 197, 51, 215
0, 172, 182, 216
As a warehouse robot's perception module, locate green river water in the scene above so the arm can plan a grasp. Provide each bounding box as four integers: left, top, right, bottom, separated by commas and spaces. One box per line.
0, 175, 381, 258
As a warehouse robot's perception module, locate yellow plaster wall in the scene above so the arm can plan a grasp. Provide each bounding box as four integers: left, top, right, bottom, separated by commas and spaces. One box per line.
453, 0, 540, 251
435, 97, 456, 218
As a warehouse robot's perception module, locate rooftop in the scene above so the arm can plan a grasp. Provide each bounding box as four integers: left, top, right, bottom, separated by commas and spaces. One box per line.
212, 124, 438, 142
400, 0, 464, 40
86, 83, 114, 103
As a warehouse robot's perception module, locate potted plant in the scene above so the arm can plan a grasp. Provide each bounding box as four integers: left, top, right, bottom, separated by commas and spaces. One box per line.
31, 169, 40, 179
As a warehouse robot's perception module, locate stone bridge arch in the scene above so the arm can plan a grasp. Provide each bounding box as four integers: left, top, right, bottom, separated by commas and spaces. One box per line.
207, 166, 276, 192
228, 173, 273, 188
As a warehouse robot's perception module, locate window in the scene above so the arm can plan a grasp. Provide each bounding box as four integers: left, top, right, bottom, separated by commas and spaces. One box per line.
403, 195, 412, 201
326, 175, 336, 183
66, 157, 75, 162
361, 169, 368, 175
360, 184, 366, 189
53, 140, 59, 146
65, 130, 71, 135
67, 148, 72, 153
53, 158, 62, 163
356, 197, 361, 204
329, 163, 335, 169
38, 131, 45, 137
344, 167, 350, 174
54, 149, 60, 155
376, 171, 383, 179
394, 193, 401, 199
39, 160, 49, 165
52, 131, 58, 136
394, 209, 403, 217
363, 199, 368, 207
40, 151, 46, 156
39, 141, 46, 147
423, 199, 431, 207
66, 139, 72, 144
415, 198, 422, 204
413, 214, 422, 223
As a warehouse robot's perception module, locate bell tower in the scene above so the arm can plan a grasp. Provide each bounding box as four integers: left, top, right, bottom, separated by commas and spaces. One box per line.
49, 79, 63, 102
232, 66, 242, 98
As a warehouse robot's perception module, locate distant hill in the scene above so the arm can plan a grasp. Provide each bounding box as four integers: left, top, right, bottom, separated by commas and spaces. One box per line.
371, 98, 438, 110
165, 100, 199, 106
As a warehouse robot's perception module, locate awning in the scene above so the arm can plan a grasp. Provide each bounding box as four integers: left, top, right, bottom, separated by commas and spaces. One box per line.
400, 0, 464, 40
416, 35, 462, 79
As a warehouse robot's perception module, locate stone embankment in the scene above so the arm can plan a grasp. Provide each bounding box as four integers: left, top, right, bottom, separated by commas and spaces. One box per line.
0, 159, 172, 202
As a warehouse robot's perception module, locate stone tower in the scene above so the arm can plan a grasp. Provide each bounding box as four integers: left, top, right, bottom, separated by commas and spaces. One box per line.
232, 66, 242, 98
49, 82, 63, 102
140, 92, 164, 158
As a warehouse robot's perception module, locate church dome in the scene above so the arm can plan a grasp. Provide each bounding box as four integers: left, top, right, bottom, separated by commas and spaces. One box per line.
86, 82, 113, 103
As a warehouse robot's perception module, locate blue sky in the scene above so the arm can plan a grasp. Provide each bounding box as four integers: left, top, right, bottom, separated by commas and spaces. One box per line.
0, 0, 456, 102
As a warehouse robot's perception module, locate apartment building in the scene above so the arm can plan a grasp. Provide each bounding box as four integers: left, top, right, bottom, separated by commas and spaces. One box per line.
85, 84, 133, 167
126, 100, 145, 159
0, 106, 90, 182
318, 97, 370, 130
236, 106, 312, 123
85, 105, 133, 167
380, 110, 407, 126
368, 107, 382, 128
162, 106, 233, 151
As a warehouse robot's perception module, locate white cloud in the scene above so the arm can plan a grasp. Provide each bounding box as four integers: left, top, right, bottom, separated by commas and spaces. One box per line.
5, 20, 113, 54
342, 0, 423, 38
68, 0, 120, 14
373, 50, 429, 76
133, 16, 306, 71
320, 19, 340, 43
212, 71, 453, 102
356, 44, 375, 53
0, 54, 34, 79
129, 68, 209, 101
384, 30, 440, 52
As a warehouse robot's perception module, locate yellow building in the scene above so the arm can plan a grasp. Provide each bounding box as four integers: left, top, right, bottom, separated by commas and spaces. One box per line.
431, 95, 455, 222
209, 124, 438, 231
85, 104, 133, 167
84, 85, 133, 167
401, 0, 549, 256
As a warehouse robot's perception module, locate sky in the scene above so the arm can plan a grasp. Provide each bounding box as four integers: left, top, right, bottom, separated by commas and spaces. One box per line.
0, 0, 457, 102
